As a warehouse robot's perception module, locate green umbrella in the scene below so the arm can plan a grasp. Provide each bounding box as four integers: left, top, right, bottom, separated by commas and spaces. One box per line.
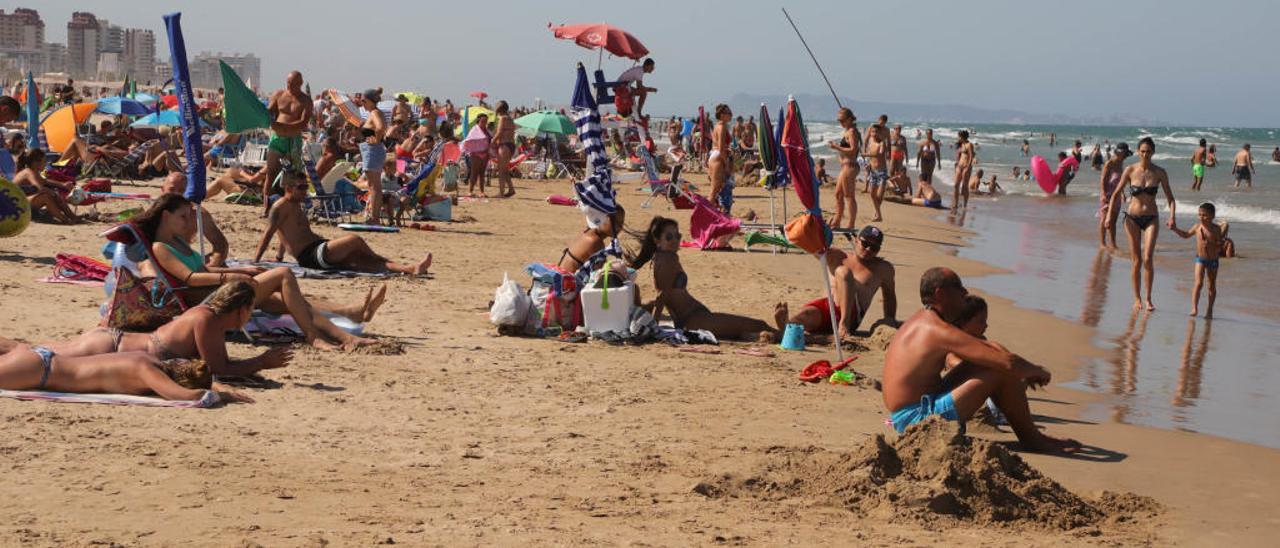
514, 110, 575, 135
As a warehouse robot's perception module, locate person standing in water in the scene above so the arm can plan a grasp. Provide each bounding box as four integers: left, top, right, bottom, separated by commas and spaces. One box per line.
1098, 142, 1131, 249
952, 130, 975, 211
1232, 144, 1254, 189
1170, 203, 1225, 318
1191, 138, 1208, 191
828, 108, 861, 229
1271, 146, 1279, 163
917, 129, 942, 184
1105, 137, 1175, 311
863, 117, 890, 222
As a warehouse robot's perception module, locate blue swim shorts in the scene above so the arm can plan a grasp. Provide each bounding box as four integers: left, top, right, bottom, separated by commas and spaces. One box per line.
890, 392, 959, 433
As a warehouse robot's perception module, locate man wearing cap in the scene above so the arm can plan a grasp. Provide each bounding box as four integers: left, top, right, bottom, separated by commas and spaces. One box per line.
264, 71, 314, 215
881, 267, 1081, 453
784, 225, 897, 341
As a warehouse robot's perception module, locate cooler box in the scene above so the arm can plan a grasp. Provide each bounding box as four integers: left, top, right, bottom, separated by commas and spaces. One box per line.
579, 282, 634, 333
422, 198, 452, 221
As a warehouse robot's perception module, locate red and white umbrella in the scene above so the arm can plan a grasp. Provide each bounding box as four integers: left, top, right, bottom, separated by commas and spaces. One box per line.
549, 22, 649, 65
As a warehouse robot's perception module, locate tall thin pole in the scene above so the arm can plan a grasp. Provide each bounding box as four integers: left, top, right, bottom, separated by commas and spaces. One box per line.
781, 8, 843, 109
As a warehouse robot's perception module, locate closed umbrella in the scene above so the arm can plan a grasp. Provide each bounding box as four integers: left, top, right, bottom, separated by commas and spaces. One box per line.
515, 110, 575, 135
95, 96, 151, 116
39, 102, 97, 153
780, 96, 840, 362
24, 72, 39, 151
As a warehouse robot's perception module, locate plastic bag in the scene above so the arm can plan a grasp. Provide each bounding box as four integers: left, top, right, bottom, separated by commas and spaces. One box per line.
489, 273, 531, 326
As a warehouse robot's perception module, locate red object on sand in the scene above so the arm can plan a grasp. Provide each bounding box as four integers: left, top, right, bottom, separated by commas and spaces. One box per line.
549, 22, 649, 60
798, 361, 834, 383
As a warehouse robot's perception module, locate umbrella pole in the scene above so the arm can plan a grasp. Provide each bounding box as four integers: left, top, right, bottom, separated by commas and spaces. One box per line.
597, 49, 603, 71
817, 252, 844, 363
768, 187, 777, 255
195, 202, 206, 258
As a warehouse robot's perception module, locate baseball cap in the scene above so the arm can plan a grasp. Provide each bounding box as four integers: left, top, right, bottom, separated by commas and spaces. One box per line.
363, 89, 382, 103
858, 225, 884, 246
1114, 142, 1131, 156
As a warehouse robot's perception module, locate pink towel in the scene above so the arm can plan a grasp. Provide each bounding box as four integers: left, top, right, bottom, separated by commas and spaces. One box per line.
546, 194, 579, 206
688, 193, 740, 249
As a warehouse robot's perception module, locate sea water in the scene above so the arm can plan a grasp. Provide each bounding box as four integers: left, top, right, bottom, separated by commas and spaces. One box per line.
801, 121, 1280, 447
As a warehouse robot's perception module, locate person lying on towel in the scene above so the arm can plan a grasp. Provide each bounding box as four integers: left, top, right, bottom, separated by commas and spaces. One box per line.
254, 171, 433, 276
0, 345, 252, 404
0, 282, 291, 377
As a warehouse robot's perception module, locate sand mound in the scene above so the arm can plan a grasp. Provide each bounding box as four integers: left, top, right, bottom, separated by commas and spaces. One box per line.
696, 417, 1159, 531
865, 323, 898, 351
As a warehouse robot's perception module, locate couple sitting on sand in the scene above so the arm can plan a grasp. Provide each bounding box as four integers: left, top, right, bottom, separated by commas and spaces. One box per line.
883, 267, 1082, 454
565, 210, 898, 342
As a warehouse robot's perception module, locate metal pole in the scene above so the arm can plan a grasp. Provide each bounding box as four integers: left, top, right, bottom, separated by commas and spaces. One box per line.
817, 252, 844, 363
781, 8, 843, 109
768, 187, 777, 255
194, 202, 206, 259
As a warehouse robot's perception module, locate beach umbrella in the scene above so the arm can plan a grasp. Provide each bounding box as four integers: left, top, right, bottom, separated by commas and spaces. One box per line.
469, 91, 487, 102
569, 63, 616, 229
95, 96, 151, 116
39, 102, 97, 153
163, 12, 207, 209
326, 89, 363, 126
757, 103, 777, 185
459, 106, 494, 123
550, 22, 649, 61
220, 60, 270, 133
515, 110, 575, 135
24, 72, 39, 151
395, 91, 421, 105
130, 109, 212, 129
132, 92, 159, 103
780, 95, 841, 362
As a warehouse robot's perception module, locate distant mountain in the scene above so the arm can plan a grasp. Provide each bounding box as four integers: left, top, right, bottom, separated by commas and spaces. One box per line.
725, 93, 1160, 126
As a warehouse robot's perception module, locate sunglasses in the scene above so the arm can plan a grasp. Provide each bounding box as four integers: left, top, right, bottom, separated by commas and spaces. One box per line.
859, 239, 881, 252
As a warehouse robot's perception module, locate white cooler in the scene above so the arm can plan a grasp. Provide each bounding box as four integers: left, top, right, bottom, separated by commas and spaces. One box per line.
579, 282, 634, 333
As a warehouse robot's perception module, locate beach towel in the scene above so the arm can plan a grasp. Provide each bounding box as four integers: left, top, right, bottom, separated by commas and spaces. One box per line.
0, 389, 219, 408
226, 259, 395, 280
688, 193, 741, 250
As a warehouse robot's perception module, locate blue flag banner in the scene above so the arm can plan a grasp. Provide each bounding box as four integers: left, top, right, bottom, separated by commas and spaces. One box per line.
162, 12, 206, 203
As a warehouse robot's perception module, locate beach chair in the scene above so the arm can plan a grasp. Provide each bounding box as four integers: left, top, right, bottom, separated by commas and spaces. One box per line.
591, 70, 621, 105
82, 139, 159, 181
237, 141, 269, 169
310, 160, 362, 224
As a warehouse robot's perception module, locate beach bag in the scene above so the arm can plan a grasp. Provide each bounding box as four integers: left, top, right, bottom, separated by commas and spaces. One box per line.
100, 267, 184, 332
54, 253, 110, 282
490, 273, 532, 327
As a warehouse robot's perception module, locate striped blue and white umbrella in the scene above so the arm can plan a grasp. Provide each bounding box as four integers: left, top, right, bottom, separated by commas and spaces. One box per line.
569, 63, 616, 229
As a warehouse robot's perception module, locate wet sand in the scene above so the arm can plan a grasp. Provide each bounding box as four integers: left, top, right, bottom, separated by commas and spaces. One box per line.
0, 174, 1277, 546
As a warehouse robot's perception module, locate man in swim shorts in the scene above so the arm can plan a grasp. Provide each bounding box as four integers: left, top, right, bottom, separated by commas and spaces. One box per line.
1232, 144, 1254, 189
1191, 138, 1207, 191
881, 267, 1081, 453
254, 172, 433, 276
863, 119, 890, 222
786, 226, 897, 341
265, 71, 314, 215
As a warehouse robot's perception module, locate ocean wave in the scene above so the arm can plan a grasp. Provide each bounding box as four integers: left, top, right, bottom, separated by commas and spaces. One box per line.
1172, 199, 1280, 228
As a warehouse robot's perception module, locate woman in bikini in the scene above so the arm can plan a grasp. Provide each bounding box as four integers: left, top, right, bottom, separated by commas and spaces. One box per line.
358, 89, 389, 224
138, 194, 381, 350
493, 101, 517, 198
1106, 137, 1175, 310
0, 347, 252, 404
3, 282, 293, 377
1097, 142, 1131, 249
708, 104, 734, 214
12, 149, 81, 224
556, 206, 626, 273
630, 217, 786, 342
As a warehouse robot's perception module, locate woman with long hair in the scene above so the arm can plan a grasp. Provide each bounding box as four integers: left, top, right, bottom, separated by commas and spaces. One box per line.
359, 89, 389, 224
630, 217, 785, 341
1105, 137, 1175, 310
135, 194, 382, 350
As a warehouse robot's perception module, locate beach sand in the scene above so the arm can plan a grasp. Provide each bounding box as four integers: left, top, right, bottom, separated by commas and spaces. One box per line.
0, 174, 1277, 546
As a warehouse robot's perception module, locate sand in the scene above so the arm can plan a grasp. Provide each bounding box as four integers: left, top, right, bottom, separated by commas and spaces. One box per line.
1, 173, 1278, 546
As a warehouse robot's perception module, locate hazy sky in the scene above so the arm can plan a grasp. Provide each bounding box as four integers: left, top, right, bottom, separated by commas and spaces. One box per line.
31, 0, 1280, 127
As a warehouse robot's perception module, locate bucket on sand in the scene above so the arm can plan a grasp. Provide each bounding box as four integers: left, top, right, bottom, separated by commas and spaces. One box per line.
780, 323, 805, 351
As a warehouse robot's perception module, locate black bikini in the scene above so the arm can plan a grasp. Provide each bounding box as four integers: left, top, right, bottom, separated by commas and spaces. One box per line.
1124, 185, 1161, 230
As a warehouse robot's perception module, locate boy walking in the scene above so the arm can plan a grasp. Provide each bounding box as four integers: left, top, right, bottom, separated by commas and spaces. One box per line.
1171, 203, 1224, 318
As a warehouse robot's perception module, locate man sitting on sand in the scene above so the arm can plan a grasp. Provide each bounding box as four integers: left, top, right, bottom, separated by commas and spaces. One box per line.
785, 226, 897, 341
882, 267, 1081, 453
254, 172, 433, 276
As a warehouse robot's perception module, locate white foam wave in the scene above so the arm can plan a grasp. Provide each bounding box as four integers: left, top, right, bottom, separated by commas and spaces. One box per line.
1172, 199, 1280, 228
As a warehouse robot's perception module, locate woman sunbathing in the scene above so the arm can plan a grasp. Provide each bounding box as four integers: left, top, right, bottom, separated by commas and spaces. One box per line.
136, 193, 383, 350
13, 149, 82, 224
0, 349, 252, 404
630, 216, 786, 342
2, 282, 292, 377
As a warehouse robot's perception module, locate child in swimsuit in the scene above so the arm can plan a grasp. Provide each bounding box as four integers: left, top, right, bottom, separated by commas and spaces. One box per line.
1170, 202, 1225, 318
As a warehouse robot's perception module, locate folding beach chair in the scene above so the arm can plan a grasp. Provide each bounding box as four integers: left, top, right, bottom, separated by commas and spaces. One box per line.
309, 160, 362, 224
82, 139, 159, 181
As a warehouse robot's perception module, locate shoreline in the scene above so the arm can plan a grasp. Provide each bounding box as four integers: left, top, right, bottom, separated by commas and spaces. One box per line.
0, 175, 1277, 545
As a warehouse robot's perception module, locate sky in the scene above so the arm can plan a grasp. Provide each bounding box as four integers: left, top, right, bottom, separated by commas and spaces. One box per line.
29, 0, 1280, 127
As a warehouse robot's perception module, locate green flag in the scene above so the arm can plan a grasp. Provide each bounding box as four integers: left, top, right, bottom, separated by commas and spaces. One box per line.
220, 60, 270, 133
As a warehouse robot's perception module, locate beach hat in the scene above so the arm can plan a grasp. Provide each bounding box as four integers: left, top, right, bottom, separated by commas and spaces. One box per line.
363, 89, 382, 103
1114, 142, 1131, 156
858, 225, 884, 246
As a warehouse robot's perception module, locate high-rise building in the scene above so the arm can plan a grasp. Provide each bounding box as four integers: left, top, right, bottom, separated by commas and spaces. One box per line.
191, 52, 260, 90
42, 42, 67, 75
97, 18, 124, 54
66, 11, 100, 78
123, 28, 155, 81
0, 8, 44, 50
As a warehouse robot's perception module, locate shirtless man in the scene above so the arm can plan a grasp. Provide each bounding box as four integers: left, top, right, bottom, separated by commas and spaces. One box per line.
916, 128, 941, 184
1190, 139, 1207, 191
254, 172, 433, 276
862, 118, 890, 222
827, 108, 860, 229
952, 130, 975, 211
882, 267, 1081, 453
1232, 144, 1254, 189
616, 58, 656, 118
786, 226, 897, 341
264, 71, 314, 215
